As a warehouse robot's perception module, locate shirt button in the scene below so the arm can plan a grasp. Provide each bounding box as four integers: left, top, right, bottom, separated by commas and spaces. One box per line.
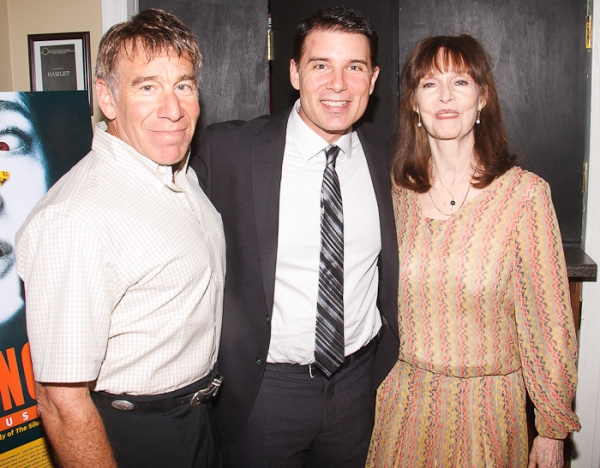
256, 357, 263, 366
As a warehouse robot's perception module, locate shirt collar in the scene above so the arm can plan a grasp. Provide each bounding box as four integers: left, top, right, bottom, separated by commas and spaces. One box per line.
287, 99, 354, 161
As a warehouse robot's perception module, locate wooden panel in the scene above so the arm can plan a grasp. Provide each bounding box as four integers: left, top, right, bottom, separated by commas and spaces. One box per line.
139, 0, 269, 127
397, 0, 588, 244
136, 1, 587, 244
570, 281, 582, 330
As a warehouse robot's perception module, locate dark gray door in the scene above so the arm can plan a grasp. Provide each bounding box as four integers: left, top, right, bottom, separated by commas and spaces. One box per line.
270, 0, 587, 244
139, 0, 269, 127
397, 0, 588, 244
139, 0, 587, 243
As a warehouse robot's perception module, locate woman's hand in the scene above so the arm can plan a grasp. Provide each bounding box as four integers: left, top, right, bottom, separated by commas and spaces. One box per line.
528, 436, 564, 468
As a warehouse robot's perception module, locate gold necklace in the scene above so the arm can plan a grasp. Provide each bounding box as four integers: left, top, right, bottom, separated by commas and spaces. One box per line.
432, 163, 472, 207
428, 177, 472, 216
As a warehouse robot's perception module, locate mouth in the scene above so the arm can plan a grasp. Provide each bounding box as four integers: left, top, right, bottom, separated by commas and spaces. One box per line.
321, 100, 350, 108
435, 110, 459, 119
151, 129, 187, 136
0, 240, 15, 279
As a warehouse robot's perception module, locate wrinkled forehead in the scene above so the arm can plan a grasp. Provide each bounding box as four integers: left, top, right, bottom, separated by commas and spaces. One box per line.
118, 41, 193, 70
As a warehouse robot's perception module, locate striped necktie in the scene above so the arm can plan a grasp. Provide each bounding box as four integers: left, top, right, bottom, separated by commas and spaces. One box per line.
314, 145, 344, 378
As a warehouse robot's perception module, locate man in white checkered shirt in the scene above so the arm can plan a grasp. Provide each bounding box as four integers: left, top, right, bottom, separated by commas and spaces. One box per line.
15, 9, 225, 468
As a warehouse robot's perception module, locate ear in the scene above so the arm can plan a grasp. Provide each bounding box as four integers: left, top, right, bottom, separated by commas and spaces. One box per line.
369, 66, 380, 95
410, 97, 418, 113
478, 97, 487, 111
96, 79, 117, 120
478, 86, 488, 111
289, 59, 300, 91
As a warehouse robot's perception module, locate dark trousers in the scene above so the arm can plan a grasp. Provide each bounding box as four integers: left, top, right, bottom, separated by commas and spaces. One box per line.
221, 345, 376, 468
94, 379, 222, 468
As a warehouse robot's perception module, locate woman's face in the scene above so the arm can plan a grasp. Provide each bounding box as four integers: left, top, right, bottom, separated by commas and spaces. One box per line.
0, 93, 48, 321
413, 64, 485, 144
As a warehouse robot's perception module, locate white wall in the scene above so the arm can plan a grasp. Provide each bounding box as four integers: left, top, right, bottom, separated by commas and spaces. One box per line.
0, 0, 104, 121
572, 1, 600, 465
101, 0, 136, 32
0, 0, 12, 90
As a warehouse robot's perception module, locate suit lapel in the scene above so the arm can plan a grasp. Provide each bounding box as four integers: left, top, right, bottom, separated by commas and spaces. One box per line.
251, 111, 289, 314
359, 129, 388, 197
358, 126, 400, 341
250, 115, 398, 337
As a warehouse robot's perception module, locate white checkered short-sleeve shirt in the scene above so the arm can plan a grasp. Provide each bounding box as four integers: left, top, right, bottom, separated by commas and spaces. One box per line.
16, 122, 225, 395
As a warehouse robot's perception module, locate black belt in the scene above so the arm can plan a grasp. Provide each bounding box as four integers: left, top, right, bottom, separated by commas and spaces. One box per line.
265, 338, 376, 377
91, 374, 223, 413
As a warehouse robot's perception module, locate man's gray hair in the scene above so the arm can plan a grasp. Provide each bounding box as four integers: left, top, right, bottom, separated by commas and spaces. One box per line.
95, 8, 202, 97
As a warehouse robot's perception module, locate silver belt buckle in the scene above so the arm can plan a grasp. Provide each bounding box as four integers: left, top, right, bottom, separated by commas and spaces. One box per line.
189, 375, 224, 407
111, 400, 135, 411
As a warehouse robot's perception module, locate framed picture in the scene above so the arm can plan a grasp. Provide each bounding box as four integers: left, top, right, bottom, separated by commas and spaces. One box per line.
28, 32, 93, 113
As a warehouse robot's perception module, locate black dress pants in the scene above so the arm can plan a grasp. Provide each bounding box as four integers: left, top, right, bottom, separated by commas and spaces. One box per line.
94, 380, 222, 468
221, 344, 376, 468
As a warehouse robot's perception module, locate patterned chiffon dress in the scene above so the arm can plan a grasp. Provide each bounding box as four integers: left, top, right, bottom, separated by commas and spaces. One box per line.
366, 167, 580, 467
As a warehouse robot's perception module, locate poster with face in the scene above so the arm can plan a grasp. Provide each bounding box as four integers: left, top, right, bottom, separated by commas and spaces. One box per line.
0, 91, 92, 464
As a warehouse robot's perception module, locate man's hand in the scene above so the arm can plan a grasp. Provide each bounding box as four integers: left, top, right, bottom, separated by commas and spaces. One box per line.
36, 382, 117, 468
528, 435, 564, 468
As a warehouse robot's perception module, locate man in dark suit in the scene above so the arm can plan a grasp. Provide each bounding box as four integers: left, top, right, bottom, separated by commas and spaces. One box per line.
193, 6, 399, 467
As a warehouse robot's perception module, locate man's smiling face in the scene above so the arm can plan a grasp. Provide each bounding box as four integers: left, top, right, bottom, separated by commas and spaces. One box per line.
289, 29, 379, 145
97, 49, 200, 167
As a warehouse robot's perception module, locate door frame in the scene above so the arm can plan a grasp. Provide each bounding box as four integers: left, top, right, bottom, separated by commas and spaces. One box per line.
574, 0, 600, 465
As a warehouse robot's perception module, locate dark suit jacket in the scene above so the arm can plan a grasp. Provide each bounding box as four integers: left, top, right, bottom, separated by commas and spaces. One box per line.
192, 109, 399, 442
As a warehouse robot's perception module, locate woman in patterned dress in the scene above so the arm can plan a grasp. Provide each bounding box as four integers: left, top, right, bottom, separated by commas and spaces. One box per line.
366, 35, 580, 468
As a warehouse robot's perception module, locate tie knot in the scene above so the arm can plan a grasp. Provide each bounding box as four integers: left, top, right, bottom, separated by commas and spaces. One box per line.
325, 145, 340, 167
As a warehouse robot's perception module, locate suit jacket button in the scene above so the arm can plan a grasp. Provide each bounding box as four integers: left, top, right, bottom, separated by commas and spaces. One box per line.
266, 315, 270, 322
256, 357, 263, 366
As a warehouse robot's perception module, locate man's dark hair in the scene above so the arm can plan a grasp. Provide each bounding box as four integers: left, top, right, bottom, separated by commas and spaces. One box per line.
293, 6, 378, 68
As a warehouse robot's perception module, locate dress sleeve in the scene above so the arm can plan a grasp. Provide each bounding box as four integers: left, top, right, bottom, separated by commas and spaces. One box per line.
512, 176, 581, 438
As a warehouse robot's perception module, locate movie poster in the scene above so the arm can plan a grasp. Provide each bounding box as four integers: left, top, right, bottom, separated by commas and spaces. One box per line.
0, 91, 92, 466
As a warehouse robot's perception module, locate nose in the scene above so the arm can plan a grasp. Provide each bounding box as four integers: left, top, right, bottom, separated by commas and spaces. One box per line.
438, 82, 454, 103
157, 90, 184, 121
327, 68, 348, 93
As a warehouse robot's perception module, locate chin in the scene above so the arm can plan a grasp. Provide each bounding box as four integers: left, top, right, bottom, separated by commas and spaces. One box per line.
157, 148, 188, 163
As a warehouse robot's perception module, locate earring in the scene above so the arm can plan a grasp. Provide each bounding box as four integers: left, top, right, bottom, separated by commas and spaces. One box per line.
475, 110, 481, 125
417, 112, 422, 128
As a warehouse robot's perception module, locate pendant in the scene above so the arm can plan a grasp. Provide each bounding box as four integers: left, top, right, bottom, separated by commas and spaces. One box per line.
450, 200, 456, 206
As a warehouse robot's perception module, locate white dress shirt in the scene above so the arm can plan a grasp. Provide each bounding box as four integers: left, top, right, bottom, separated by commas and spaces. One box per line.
267, 100, 382, 365
16, 122, 225, 395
